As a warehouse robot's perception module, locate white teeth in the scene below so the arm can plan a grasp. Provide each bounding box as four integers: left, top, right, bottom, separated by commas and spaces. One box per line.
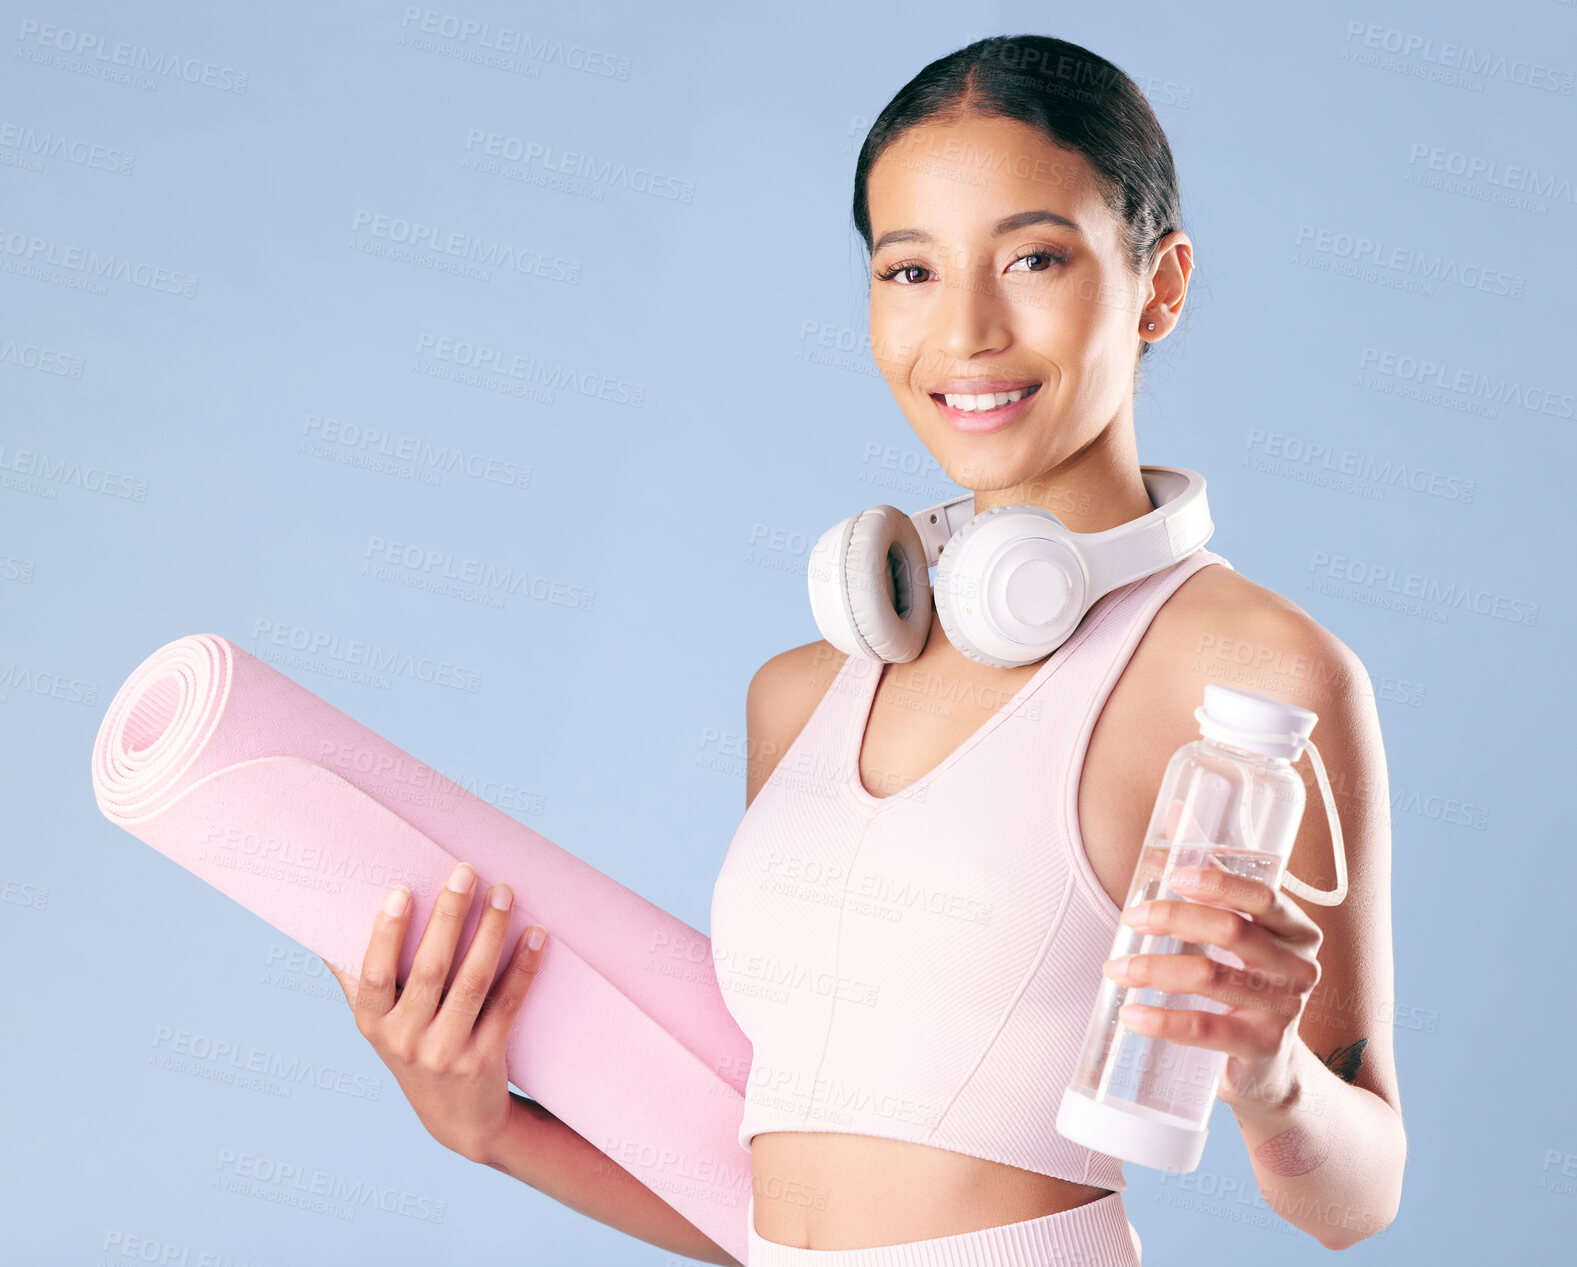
942, 387, 1032, 411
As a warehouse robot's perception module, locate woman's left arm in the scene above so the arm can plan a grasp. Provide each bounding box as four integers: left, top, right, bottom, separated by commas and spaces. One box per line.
1106, 608, 1406, 1249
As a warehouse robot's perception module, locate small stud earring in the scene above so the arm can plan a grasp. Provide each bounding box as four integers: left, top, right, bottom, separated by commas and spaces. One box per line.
1145, 321, 1155, 330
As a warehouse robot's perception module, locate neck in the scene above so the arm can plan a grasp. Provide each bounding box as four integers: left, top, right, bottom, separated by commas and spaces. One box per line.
969, 416, 1153, 534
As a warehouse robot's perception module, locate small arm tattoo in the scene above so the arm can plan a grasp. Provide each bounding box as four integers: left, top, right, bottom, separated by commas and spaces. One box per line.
1317, 1037, 1368, 1084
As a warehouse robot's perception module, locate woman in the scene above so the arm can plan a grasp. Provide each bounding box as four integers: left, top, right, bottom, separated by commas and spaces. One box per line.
329, 33, 1404, 1266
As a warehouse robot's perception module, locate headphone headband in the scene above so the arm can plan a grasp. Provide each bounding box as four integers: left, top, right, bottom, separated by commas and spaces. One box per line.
906, 466, 1211, 582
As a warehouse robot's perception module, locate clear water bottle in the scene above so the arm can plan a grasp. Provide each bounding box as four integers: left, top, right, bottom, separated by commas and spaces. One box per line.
1055, 683, 1348, 1173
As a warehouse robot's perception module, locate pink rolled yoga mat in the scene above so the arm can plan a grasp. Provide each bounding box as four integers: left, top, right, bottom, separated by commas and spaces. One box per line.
91, 633, 755, 1261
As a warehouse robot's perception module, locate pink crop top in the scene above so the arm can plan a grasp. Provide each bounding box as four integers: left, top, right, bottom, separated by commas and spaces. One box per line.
709, 547, 1232, 1191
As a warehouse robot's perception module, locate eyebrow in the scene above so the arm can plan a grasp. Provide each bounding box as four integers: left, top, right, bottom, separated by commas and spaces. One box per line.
870, 209, 1081, 256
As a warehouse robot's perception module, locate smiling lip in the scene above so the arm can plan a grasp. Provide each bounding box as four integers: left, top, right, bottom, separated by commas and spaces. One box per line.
930, 382, 1041, 434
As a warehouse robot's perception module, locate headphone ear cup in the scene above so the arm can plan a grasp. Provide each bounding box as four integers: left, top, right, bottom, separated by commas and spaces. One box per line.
807, 516, 862, 656
807, 506, 931, 662
934, 510, 1003, 667
934, 505, 1084, 667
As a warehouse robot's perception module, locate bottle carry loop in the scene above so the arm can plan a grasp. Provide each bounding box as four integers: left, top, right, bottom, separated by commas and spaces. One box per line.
1191, 710, 1350, 907
1288, 738, 1349, 906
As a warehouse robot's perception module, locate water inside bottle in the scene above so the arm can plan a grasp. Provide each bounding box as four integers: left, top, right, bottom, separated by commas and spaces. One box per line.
1078, 838, 1284, 1128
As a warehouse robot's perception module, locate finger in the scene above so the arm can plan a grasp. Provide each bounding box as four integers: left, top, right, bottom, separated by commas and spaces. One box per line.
352, 884, 415, 1023
428, 881, 518, 1058
391, 861, 479, 1026
1124, 896, 1313, 984
471, 923, 547, 1055
1118, 1000, 1282, 1062
1104, 951, 1314, 1019
1167, 866, 1321, 945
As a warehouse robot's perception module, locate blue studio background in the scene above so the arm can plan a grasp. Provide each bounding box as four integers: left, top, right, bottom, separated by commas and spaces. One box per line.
2, 0, 1572, 1262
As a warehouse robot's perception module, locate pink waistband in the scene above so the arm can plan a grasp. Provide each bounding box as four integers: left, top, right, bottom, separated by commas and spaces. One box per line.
746, 1192, 1143, 1266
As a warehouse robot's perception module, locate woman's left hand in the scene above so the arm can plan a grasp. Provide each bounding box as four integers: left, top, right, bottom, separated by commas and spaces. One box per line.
1101, 863, 1325, 1116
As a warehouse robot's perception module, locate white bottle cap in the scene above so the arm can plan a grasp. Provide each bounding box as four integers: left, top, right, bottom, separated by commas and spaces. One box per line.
1196, 683, 1316, 761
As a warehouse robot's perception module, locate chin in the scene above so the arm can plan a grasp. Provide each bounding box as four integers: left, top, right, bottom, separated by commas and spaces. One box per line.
934, 432, 1057, 493
935, 453, 1026, 493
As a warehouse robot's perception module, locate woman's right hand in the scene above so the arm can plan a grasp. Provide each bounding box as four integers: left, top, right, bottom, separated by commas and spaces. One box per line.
325, 860, 548, 1166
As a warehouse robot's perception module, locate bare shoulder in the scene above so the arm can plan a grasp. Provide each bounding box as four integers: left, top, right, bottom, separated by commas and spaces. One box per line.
744, 639, 848, 807
1150, 561, 1371, 712
1096, 560, 1379, 825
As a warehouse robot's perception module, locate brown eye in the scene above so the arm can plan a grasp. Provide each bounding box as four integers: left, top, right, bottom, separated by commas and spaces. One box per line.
1007, 248, 1070, 272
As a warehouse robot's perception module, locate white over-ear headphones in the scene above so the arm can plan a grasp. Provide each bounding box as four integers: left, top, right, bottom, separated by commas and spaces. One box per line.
807, 465, 1214, 668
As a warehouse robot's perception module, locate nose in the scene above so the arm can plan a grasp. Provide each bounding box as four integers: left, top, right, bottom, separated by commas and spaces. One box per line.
933, 250, 1011, 362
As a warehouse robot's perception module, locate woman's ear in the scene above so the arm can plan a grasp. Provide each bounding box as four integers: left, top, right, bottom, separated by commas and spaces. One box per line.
1141, 232, 1194, 337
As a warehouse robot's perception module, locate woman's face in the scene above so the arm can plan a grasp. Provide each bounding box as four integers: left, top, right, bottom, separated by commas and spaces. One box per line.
865, 112, 1178, 497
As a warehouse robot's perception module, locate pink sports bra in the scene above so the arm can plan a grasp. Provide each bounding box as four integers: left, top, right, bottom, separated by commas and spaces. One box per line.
709, 547, 1233, 1191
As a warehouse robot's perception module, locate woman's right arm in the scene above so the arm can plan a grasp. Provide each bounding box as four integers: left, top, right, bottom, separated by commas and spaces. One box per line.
326, 864, 742, 1266
479, 1090, 741, 1264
